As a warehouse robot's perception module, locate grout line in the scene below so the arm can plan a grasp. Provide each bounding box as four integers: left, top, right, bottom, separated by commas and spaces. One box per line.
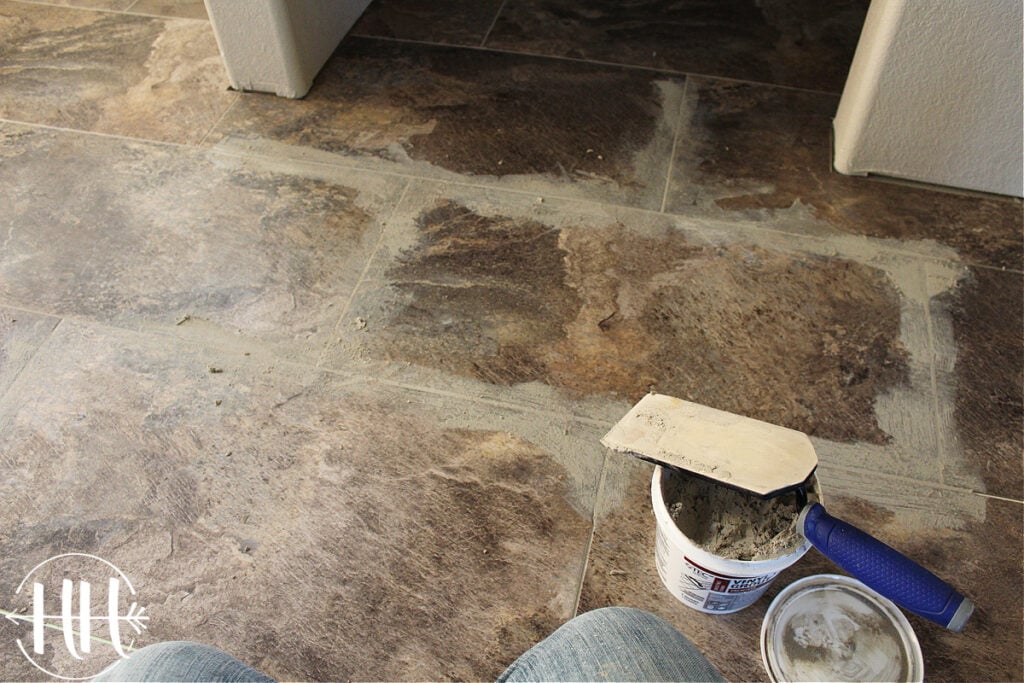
196, 91, 241, 147
314, 180, 412, 368
3, 299, 1019, 500
0, 117, 192, 150
479, 0, 508, 47
359, 376, 614, 429
818, 460, 1001, 499
0, 296, 615, 428
658, 77, 687, 213
355, 34, 849, 97
921, 262, 948, 485
974, 492, 1024, 505
572, 450, 607, 617
0, 315, 63, 408
6, 0, 208, 22
211, 141, 1020, 273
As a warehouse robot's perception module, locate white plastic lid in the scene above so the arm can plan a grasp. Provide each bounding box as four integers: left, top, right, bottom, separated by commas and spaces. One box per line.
761, 574, 924, 682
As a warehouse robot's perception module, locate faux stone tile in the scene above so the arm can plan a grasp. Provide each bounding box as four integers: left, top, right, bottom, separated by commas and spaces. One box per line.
579, 456, 1022, 682
0, 122, 405, 363
351, 0, 504, 45
208, 37, 685, 210
128, 0, 207, 20
486, 0, 869, 92
935, 267, 1024, 500
0, 307, 59, 400
0, 320, 602, 681
323, 182, 944, 454
0, 0, 231, 143
666, 78, 1024, 270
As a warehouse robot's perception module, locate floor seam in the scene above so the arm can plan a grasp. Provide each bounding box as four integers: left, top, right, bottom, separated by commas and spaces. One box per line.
207, 143, 1009, 271
0, 300, 613, 426
314, 179, 412, 368
922, 262, 948, 485
354, 34, 848, 97
658, 77, 687, 213
0, 316, 62, 409
572, 450, 607, 618
196, 91, 241, 147
479, 0, 508, 47
0, 117, 193, 150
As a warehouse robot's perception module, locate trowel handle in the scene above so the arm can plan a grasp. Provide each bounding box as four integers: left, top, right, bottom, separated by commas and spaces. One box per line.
799, 503, 974, 632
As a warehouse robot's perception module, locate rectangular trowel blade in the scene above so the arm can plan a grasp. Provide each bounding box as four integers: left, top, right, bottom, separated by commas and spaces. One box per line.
601, 394, 818, 497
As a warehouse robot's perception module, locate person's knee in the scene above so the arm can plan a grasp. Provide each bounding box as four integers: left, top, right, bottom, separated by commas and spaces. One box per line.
574, 606, 676, 633
94, 641, 274, 682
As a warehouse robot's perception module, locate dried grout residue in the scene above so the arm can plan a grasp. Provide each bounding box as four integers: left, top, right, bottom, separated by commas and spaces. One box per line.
663, 468, 811, 561
375, 200, 908, 443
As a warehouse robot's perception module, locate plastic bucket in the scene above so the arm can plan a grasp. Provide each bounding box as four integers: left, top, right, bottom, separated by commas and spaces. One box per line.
651, 466, 811, 613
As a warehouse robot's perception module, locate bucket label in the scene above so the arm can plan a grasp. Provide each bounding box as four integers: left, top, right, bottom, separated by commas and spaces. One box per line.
684, 557, 779, 594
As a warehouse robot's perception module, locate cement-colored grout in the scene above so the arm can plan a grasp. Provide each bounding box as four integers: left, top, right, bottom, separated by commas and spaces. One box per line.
0, 117, 192, 150
922, 262, 948, 485
196, 91, 241, 147
4, 296, 1021, 505
975, 492, 1024, 504
479, 0, 508, 48
658, 77, 687, 214
209, 140, 1018, 274
572, 450, 607, 618
314, 179, 412, 369
0, 313, 62, 412
5, 0, 208, 22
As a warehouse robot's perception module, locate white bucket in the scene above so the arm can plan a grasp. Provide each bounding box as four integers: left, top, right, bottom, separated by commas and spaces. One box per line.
651, 466, 811, 614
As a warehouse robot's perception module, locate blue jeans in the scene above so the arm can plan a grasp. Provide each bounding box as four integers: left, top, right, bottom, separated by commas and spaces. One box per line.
95, 607, 723, 682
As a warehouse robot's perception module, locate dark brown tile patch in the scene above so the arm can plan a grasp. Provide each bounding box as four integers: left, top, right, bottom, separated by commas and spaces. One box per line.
210, 38, 679, 204
0, 322, 593, 681
667, 79, 1024, 269
486, 0, 868, 92
351, 0, 504, 45
373, 200, 907, 443
0, 124, 399, 360
580, 460, 1023, 682
0, 0, 230, 143
938, 267, 1024, 499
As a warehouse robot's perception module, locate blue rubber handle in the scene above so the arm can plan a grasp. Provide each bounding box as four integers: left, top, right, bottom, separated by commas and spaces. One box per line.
800, 503, 974, 632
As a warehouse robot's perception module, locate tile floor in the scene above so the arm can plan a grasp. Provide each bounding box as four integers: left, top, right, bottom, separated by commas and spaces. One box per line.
0, 0, 1021, 680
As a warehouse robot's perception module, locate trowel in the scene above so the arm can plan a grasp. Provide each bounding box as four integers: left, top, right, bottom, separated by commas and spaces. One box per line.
602, 393, 974, 632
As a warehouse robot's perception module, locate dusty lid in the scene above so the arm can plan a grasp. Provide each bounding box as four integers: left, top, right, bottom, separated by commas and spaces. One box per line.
761, 574, 924, 683
601, 394, 818, 497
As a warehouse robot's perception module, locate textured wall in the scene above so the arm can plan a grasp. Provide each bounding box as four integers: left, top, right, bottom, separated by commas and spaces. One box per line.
834, 0, 1023, 197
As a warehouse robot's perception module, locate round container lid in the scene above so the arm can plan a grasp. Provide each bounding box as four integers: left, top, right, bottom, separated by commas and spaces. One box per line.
761, 574, 924, 683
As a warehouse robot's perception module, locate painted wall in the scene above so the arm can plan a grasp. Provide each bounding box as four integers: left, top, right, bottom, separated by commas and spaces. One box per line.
834, 0, 1023, 197
205, 0, 371, 99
